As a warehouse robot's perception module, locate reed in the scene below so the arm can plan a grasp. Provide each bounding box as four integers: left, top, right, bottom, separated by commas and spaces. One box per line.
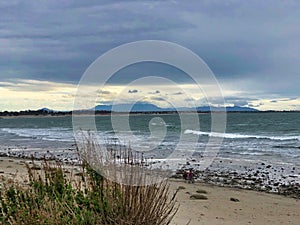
0, 135, 178, 224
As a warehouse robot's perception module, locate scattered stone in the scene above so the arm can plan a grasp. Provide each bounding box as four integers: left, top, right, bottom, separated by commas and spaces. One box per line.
170, 174, 182, 179
196, 189, 208, 194
177, 186, 186, 190
30, 165, 41, 170
190, 194, 208, 200
266, 165, 272, 169
230, 197, 240, 202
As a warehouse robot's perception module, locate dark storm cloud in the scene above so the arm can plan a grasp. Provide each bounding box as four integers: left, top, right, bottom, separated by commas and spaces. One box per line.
148, 90, 160, 94
248, 103, 264, 108
0, 0, 299, 99
270, 98, 298, 103
107, 62, 191, 85
128, 89, 138, 94
0, 0, 191, 83
151, 97, 165, 101
172, 92, 184, 95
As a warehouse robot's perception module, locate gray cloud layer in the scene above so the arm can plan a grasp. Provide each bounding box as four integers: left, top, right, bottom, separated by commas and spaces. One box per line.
0, 0, 299, 99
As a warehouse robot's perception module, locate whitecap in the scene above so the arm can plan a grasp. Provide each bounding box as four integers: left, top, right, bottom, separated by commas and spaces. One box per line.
184, 129, 300, 141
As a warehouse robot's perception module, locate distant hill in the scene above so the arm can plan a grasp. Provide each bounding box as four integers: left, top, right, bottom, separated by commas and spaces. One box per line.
94, 105, 112, 111
4, 105, 300, 117
39, 108, 54, 113
225, 106, 259, 112
196, 105, 259, 112
0, 104, 259, 117
95, 103, 161, 112
95, 103, 259, 112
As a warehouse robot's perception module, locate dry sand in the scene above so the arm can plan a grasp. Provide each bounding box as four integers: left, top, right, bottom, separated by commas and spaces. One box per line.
169, 180, 299, 225
0, 157, 30, 181
1, 157, 299, 225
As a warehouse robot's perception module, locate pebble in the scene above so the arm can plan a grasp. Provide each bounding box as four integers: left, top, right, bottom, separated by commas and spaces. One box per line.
230, 197, 240, 202
176, 163, 300, 198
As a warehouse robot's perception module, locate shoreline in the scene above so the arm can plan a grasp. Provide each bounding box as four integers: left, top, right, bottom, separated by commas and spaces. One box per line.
1, 157, 299, 225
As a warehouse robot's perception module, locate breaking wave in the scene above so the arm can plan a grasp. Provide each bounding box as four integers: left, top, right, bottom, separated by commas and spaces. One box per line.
184, 129, 300, 141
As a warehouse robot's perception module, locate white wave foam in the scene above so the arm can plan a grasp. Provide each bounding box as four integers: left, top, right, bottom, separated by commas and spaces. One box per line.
1, 128, 73, 142
184, 129, 300, 141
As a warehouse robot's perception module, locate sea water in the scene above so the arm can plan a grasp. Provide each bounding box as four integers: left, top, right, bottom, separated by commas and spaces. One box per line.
0, 112, 299, 173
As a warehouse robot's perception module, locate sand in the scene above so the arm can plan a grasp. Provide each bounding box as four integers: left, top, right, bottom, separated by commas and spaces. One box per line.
0, 157, 30, 181
169, 180, 299, 225
1, 157, 299, 225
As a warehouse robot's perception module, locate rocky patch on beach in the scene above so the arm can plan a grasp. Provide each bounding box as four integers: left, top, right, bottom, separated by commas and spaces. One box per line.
173, 163, 300, 199
0, 146, 80, 165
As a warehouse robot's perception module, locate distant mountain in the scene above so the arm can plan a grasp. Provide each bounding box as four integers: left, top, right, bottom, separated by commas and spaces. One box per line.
94, 105, 112, 111
225, 106, 259, 112
38, 108, 54, 113
197, 105, 259, 112
95, 103, 259, 112
95, 103, 162, 112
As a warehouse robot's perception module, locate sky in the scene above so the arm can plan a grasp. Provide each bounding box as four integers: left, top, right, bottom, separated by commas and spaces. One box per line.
0, 0, 299, 111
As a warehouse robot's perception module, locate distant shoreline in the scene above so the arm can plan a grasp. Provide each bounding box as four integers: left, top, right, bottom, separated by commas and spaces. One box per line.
1, 109, 300, 118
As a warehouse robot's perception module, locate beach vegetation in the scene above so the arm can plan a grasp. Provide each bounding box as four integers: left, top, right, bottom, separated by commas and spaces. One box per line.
0, 140, 178, 224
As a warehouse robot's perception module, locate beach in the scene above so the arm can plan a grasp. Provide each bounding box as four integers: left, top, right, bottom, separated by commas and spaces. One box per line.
1, 157, 299, 225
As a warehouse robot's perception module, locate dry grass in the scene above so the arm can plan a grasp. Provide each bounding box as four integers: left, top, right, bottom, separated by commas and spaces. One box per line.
0, 135, 178, 224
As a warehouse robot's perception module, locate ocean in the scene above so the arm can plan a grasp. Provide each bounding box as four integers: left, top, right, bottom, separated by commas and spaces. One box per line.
0, 112, 299, 182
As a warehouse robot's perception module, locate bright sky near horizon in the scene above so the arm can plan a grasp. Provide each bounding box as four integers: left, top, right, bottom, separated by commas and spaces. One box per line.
0, 0, 299, 111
